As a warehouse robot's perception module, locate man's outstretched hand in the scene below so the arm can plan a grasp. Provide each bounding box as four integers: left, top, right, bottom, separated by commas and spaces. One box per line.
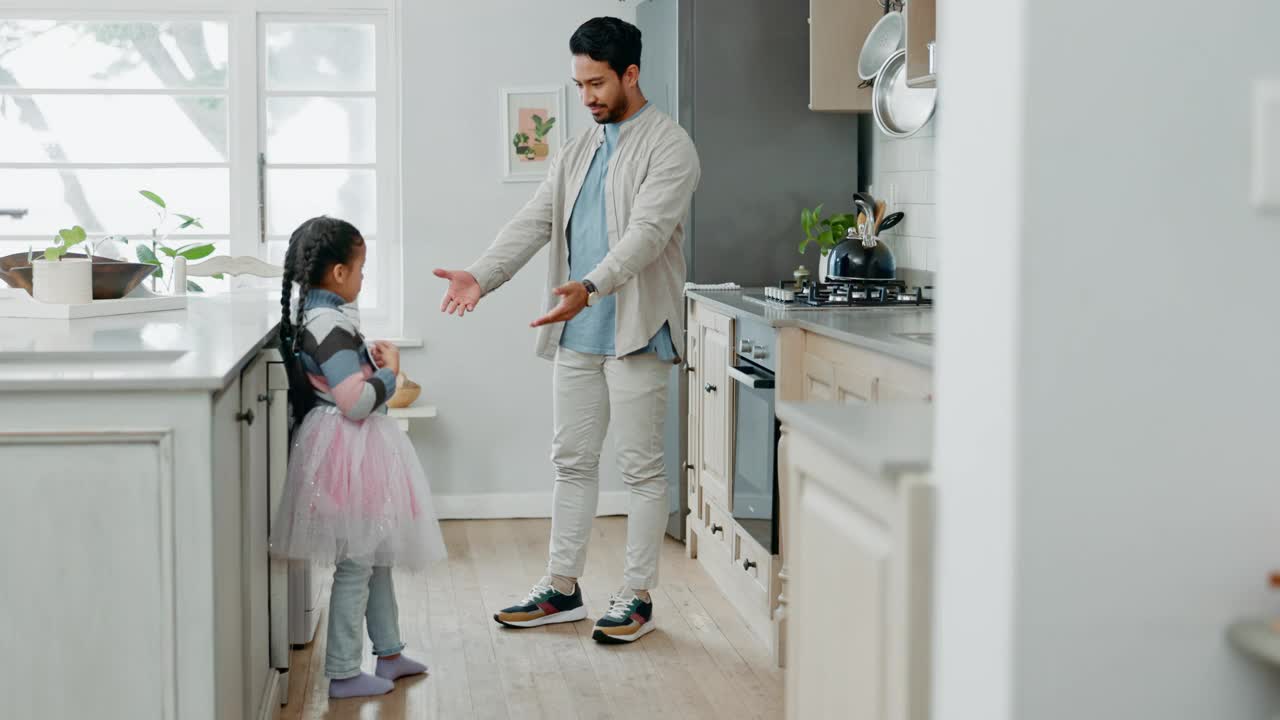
434, 268, 481, 317
530, 282, 588, 328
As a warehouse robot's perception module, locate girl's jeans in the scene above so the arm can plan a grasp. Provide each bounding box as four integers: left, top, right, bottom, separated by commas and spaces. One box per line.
325, 559, 404, 679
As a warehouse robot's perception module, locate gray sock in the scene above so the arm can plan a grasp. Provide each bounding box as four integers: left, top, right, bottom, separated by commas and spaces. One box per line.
376, 654, 428, 681
328, 672, 393, 699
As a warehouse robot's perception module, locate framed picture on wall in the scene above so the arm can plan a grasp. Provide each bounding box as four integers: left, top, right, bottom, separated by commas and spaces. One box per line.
500, 85, 566, 183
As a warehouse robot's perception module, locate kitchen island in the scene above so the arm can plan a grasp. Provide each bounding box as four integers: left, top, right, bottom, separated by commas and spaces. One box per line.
0, 291, 286, 720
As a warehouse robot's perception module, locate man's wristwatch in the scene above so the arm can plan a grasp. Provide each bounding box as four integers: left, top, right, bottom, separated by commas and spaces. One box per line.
582, 279, 599, 307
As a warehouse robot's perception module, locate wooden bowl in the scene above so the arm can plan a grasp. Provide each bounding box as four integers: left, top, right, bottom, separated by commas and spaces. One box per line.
0, 252, 156, 300
387, 375, 422, 408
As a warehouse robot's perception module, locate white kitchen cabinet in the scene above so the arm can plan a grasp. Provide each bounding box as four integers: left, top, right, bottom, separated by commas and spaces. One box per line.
778, 403, 934, 720
0, 293, 286, 720
692, 303, 735, 512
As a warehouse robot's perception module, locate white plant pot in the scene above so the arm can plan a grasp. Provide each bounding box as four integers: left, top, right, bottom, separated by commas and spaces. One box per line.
32, 257, 92, 305
818, 252, 829, 283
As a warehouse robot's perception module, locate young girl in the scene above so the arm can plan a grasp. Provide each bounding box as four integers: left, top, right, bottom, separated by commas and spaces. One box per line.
270, 216, 446, 699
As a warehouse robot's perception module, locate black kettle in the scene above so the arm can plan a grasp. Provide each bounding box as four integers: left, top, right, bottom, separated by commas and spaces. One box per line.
825, 195, 897, 281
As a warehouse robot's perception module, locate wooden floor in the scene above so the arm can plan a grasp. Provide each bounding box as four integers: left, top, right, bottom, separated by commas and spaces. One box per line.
279, 517, 784, 720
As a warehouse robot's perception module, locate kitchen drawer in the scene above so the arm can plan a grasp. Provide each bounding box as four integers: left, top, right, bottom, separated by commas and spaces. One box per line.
878, 361, 934, 403
688, 468, 702, 521
703, 499, 732, 555
733, 525, 774, 601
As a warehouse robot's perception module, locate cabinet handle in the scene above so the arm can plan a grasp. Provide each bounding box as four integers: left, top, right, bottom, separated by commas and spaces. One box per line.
236, 409, 255, 425
686, 463, 695, 471
704, 383, 717, 393
743, 559, 757, 571
686, 365, 696, 373
711, 524, 724, 535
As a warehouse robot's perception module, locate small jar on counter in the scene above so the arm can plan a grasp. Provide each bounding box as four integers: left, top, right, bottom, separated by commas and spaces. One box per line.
793, 265, 811, 291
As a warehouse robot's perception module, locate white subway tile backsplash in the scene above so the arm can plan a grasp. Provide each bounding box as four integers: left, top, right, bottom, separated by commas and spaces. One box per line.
913, 205, 936, 237
917, 137, 936, 171
871, 113, 939, 270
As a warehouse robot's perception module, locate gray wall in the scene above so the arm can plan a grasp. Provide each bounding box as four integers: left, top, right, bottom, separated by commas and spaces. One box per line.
683, 0, 860, 285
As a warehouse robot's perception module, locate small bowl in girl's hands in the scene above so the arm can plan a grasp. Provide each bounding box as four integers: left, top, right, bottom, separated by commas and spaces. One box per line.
387, 374, 421, 408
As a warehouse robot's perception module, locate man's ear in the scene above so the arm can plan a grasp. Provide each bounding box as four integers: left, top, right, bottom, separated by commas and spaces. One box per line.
625, 64, 640, 89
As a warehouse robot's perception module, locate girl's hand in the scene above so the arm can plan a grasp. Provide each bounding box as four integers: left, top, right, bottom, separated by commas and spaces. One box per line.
373, 341, 401, 376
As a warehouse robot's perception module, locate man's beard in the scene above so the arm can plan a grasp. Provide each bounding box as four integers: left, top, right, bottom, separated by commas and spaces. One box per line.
592, 99, 629, 124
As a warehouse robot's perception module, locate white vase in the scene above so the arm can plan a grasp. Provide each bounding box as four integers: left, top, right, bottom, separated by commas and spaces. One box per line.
818, 251, 829, 284
32, 257, 92, 305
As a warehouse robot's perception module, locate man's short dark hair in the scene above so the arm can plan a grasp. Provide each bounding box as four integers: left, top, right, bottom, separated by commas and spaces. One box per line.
570, 17, 642, 77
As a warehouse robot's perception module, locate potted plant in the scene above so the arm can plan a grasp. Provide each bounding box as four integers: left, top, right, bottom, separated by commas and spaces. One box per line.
799, 204, 857, 282
31, 225, 91, 304
513, 131, 532, 161
132, 190, 217, 293
531, 114, 556, 159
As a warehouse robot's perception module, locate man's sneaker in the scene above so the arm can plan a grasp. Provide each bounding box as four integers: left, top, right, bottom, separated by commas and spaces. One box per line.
591, 589, 655, 644
493, 577, 588, 628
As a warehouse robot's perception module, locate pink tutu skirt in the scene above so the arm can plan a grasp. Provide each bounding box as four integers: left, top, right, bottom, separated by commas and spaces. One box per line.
270, 405, 446, 570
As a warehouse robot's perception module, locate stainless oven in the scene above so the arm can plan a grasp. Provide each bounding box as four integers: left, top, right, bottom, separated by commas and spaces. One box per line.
730, 317, 780, 554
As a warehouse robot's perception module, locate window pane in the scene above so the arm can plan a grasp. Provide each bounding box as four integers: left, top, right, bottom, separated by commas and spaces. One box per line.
0, 21, 228, 89
264, 23, 375, 92
266, 169, 375, 236
0, 94, 227, 163
0, 168, 229, 235
266, 97, 373, 164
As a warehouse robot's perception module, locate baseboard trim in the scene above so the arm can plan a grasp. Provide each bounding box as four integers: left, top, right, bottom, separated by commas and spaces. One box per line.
435, 491, 630, 520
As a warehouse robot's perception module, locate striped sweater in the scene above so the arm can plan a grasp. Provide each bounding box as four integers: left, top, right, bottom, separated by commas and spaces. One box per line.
298, 289, 396, 421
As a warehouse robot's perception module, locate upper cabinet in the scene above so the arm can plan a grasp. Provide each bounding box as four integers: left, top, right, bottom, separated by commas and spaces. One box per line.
810, 0, 937, 111
808, 0, 881, 112
905, 0, 937, 88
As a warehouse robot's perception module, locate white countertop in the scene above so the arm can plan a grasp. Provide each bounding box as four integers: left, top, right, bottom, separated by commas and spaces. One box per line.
686, 288, 933, 367
0, 290, 281, 391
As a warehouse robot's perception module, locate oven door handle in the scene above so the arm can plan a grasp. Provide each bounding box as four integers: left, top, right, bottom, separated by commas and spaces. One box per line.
728, 364, 775, 390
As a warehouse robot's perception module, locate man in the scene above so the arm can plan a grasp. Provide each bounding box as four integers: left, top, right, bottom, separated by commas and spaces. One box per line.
434, 16, 699, 644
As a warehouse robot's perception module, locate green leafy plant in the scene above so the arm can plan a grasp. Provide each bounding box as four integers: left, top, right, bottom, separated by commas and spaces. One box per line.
531, 114, 556, 143
799, 204, 858, 256
39, 225, 88, 262
133, 189, 217, 293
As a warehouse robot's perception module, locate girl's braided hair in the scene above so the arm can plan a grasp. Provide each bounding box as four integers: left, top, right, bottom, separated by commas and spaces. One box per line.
279, 216, 364, 429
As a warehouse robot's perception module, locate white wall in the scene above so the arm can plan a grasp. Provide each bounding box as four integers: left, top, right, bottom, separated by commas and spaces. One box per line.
399, 1, 640, 515
935, 0, 1280, 718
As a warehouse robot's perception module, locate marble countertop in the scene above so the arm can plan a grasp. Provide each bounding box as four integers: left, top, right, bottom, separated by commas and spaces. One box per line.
686, 288, 933, 367
0, 290, 281, 391
777, 401, 934, 475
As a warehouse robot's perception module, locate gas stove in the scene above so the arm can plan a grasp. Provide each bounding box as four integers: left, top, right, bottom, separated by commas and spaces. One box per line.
744, 280, 933, 310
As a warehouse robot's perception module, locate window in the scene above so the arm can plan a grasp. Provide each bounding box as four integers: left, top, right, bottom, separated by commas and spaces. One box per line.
0, 5, 402, 335
0, 19, 233, 290
259, 15, 399, 333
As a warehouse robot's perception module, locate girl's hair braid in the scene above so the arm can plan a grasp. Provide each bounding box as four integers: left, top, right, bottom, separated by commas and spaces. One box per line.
277, 216, 365, 430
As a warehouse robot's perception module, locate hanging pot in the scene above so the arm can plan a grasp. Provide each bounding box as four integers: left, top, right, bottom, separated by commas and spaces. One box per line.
825, 227, 897, 282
